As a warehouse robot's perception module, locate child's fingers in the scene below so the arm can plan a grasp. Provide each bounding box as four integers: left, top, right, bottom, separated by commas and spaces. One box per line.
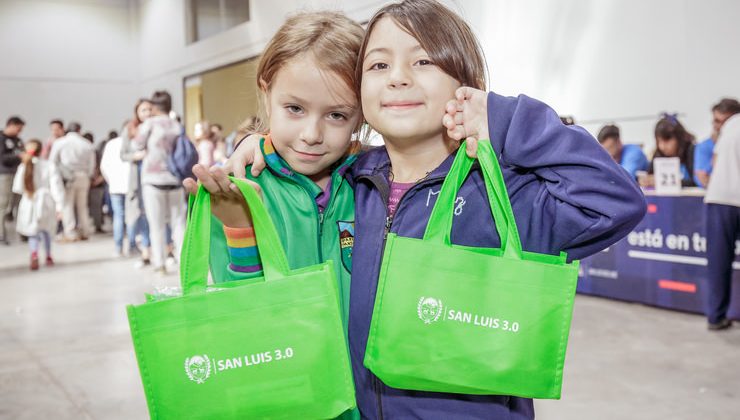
251, 148, 266, 177
456, 86, 476, 101
209, 167, 233, 194
182, 177, 198, 195
447, 125, 466, 141
442, 114, 456, 131
192, 164, 220, 193
445, 99, 462, 114
465, 137, 479, 158
454, 111, 464, 125
222, 153, 247, 179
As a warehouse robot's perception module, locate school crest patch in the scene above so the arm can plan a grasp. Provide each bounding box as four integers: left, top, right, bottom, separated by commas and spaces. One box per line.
337, 221, 355, 272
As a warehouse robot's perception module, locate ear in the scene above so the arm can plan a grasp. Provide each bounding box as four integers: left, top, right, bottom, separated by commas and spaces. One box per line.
258, 78, 271, 118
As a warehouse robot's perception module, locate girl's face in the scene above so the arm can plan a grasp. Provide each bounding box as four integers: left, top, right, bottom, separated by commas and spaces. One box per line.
25, 142, 40, 155
137, 101, 152, 122
657, 136, 678, 157
264, 55, 360, 187
360, 17, 461, 145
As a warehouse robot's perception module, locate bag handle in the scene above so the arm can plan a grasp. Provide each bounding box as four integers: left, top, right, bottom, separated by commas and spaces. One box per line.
180, 177, 290, 295
424, 139, 523, 260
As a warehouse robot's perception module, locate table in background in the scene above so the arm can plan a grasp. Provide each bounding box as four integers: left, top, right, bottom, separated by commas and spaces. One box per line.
577, 188, 740, 318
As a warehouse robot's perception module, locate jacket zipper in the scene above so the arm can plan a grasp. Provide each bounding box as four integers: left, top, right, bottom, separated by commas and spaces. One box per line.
365, 173, 444, 420
317, 210, 324, 261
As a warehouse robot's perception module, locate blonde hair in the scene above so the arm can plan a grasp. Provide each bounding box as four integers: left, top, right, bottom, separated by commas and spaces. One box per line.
255, 11, 365, 134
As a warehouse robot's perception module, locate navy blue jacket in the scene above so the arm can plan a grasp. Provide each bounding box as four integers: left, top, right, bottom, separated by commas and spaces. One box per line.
345, 91, 646, 419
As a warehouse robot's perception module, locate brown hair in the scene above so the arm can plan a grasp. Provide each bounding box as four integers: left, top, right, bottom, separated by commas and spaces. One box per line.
255, 11, 364, 134
128, 98, 151, 138
712, 98, 740, 116
654, 113, 695, 162
597, 124, 620, 143
356, 0, 487, 94
22, 139, 43, 196
151, 90, 172, 113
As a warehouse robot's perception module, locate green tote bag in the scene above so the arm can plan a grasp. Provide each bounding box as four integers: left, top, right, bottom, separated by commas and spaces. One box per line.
127, 179, 355, 419
364, 139, 579, 399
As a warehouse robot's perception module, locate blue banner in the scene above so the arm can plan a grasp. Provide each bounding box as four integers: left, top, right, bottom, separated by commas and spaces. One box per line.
578, 195, 740, 318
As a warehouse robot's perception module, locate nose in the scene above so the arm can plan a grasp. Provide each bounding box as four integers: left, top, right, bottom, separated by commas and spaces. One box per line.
300, 118, 323, 145
388, 64, 411, 89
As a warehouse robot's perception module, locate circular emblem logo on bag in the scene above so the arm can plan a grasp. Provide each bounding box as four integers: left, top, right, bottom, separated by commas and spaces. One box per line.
417, 297, 443, 324
184, 355, 211, 384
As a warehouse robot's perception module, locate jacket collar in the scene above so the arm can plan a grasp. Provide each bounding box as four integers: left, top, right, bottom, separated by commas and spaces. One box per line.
349, 145, 460, 183
259, 135, 359, 195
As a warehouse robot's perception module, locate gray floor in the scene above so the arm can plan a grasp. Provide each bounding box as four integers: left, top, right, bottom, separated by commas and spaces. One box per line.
0, 234, 738, 419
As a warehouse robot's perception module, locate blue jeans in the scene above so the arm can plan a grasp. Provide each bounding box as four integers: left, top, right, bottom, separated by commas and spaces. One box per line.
29, 231, 51, 255
111, 194, 136, 251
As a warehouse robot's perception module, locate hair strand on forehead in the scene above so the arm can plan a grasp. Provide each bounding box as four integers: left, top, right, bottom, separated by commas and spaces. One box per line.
356, 0, 487, 94
255, 11, 365, 134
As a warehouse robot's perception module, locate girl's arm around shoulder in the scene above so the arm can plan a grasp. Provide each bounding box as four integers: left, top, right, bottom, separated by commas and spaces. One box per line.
486, 91, 646, 260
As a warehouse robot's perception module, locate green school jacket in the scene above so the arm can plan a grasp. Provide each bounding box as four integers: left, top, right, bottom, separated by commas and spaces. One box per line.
209, 138, 357, 333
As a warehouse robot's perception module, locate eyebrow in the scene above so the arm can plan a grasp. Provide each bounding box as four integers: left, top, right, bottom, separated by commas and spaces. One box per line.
279, 94, 357, 112
364, 45, 424, 59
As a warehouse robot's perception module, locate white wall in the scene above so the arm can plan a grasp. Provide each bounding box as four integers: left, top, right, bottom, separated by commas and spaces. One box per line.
136, 0, 387, 123
4, 0, 739, 154
0, 0, 139, 142
453, 0, 740, 151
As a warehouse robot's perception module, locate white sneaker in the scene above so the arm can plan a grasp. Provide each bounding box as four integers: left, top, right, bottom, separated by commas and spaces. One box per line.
134, 258, 151, 269
166, 256, 177, 268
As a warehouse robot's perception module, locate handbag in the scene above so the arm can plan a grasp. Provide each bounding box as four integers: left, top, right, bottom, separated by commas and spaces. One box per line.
127, 178, 355, 418
364, 139, 579, 399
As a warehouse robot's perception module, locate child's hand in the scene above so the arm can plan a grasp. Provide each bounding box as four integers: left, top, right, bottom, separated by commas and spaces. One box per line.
443, 87, 489, 158
182, 164, 261, 228
222, 134, 266, 178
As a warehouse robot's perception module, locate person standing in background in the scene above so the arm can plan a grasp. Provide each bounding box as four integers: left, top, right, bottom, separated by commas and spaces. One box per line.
41, 119, 65, 160
130, 91, 186, 276
0, 116, 26, 245
194, 121, 215, 167
50, 122, 96, 241
210, 123, 227, 163
12, 139, 62, 270
101, 126, 134, 257
86, 132, 107, 234
597, 123, 648, 180
694, 98, 740, 188
704, 113, 740, 330
121, 99, 153, 267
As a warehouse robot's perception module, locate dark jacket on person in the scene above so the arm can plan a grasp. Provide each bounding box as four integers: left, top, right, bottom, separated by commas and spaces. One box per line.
0, 132, 23, 175
345, 91, 647, 419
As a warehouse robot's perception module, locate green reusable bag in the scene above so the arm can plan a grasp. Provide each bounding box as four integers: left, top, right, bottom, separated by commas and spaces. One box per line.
364, 139, 579, 399
127, 178, 355, 419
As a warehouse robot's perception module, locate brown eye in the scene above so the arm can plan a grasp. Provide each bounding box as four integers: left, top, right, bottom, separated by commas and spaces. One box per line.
369, 62, 389, 71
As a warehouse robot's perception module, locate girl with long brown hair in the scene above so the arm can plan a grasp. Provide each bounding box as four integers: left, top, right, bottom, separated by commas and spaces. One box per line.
12, 139, 63, 270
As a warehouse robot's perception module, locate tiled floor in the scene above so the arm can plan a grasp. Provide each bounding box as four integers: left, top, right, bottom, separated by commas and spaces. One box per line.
0, 234, 738, 419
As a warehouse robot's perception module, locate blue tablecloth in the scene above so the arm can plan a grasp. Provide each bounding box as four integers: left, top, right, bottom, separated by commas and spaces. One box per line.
577, 192, 740, 318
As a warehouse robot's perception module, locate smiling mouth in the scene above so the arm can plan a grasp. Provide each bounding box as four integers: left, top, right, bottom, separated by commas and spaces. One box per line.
294, 150, 325, 159
382, 101, 423, 110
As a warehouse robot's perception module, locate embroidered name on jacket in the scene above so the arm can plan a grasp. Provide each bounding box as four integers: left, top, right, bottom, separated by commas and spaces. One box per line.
426, 188, 467, 216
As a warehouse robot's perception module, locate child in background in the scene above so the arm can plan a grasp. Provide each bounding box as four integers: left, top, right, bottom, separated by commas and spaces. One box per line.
183, 11, 365, 420
13, 139, 63, 270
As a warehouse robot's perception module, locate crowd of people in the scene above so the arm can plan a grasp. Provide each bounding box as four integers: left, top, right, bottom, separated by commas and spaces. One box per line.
592, 98, 740, 188
2, 0, 738, 417
0, 90, 245, 274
